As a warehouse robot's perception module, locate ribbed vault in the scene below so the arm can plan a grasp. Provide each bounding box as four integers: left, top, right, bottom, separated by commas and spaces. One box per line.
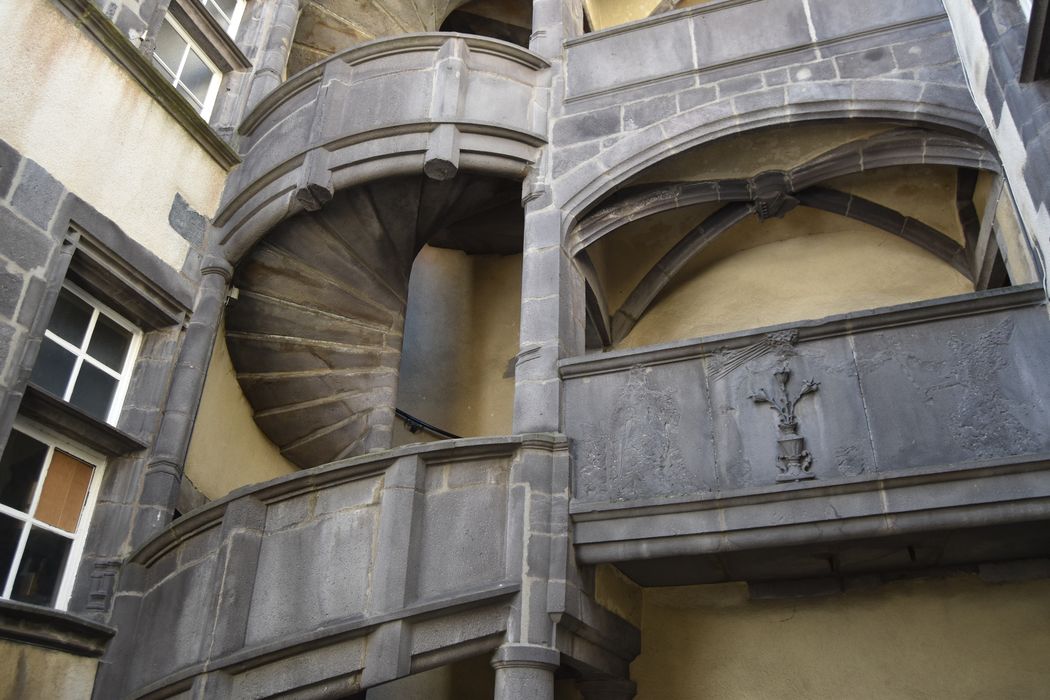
225, 174, 522, 467
575, 126, 1007, 347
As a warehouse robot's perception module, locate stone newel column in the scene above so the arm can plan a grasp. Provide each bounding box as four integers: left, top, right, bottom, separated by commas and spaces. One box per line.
492, 644, 560, 700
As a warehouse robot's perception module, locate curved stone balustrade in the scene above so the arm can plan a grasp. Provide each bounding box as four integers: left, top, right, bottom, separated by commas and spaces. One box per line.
100, 436, 576, 699
214, 33, 549, 264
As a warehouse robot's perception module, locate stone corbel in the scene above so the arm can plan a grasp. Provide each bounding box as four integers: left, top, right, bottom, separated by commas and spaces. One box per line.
424, 37, 471, 180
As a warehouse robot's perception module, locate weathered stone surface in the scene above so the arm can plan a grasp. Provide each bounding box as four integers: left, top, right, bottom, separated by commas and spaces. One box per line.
10, 160, 64, 231
853, 305, 1050, 470
563, 290, 1050, 503
566, 361, 714, 501
0, 206, 52, 271
245, 508, 376, 644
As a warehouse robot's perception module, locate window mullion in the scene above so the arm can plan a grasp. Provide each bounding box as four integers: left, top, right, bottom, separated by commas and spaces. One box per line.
64, 355, 85, 402
2, 445, 55, 600
175, 44, 191, 85
0, 521, 29, 599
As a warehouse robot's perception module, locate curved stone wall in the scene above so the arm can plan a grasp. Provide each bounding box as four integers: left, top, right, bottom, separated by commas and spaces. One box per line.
101, 437, 564, 699
550, 0, 986, 220
215, 33, 548, 264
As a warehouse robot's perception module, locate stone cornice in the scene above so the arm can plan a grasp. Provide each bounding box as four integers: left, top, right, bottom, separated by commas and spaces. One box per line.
559, 284, 1047, 379
51, 0, 241, 170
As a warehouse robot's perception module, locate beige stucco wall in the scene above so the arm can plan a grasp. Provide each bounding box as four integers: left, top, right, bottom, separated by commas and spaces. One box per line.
619, 211, 973, 348
0, 640, 99, 700
0, 0, 228, 271
396, 247, 520, 441
184, 331, 297, 500
632, 575, 1050, 699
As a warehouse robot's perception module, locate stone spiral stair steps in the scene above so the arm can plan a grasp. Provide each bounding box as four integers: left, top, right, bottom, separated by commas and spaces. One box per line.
224, 173, 522, 467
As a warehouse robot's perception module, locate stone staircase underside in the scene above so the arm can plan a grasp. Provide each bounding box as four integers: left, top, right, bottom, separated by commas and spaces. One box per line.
225, 173, 522, 468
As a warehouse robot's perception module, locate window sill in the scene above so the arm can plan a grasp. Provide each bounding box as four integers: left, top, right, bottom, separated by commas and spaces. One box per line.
19, 385, 148, 457
51, 0, 241, 169
0, 599, 114, 657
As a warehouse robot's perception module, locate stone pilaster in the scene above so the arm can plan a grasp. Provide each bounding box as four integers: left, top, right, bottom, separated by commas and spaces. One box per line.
242, 0, 306, 114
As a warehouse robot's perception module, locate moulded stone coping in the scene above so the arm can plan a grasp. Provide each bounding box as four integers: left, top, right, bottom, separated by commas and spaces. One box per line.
240, 33, 550, 137
129, 582, 521, 699
570, 451, 1050, 564
130, 433, 567, 566
0, 599, 114, 657
558, 284, 1046, 379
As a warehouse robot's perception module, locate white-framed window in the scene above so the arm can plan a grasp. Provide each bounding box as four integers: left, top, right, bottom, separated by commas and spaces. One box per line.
29, 283, 142, 426
200, 0, 246, 38
151, 15, 223, 119
0, 420, 105, 610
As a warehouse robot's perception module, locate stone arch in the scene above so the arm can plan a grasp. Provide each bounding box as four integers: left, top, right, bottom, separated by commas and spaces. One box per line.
556, 79, 990, 227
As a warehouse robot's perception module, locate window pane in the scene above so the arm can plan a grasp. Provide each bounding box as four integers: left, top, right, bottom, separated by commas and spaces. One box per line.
0, 513, 23, 581
35, 451, 93, 533
69, 364, 118, 421
204, 2, 231, 28
47, 290, 92, 346
30, 337, 77, 397
176, 83, 204, 109
87, 315, 131, 371
154, 20, 188, 75
180, 50, 214, 104
10, 527, 71, 607
0, 431, 48, 512
214, 0, 238, 16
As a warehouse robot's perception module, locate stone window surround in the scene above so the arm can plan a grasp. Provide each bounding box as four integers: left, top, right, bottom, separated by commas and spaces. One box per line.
51, 0, 241, 169
149, 0, 254, 123
0, 142, 198, 615
0, 597, 113, 658
32, 281, 143, 426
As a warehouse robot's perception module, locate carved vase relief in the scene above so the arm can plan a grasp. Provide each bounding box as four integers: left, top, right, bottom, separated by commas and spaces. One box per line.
750, 363, 820, 482
577, 366, 685, 500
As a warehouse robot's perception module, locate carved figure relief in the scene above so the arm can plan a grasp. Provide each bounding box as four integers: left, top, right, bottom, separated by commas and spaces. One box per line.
750, 364, 820, 482
577, 366, 685, 500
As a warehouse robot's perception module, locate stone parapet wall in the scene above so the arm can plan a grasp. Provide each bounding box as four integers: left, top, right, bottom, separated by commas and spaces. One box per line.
215, 33, 550, 265
98, 435, 598, 698
551, 0, 984, 218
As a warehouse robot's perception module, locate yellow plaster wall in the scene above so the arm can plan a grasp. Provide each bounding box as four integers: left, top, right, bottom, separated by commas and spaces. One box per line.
184, 331, 297, 500
615, 209, 972, 349
396, 247, 520, 442
0, 640, 99, 700
632, 575, 1050, 699
0, 0, 228, 271
595, 563, 644, 628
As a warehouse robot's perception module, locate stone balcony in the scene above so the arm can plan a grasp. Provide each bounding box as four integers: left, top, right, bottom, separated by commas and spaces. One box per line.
562, 285, 1050, 586
99, 436, 637, 699
214, 33, 549, 263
